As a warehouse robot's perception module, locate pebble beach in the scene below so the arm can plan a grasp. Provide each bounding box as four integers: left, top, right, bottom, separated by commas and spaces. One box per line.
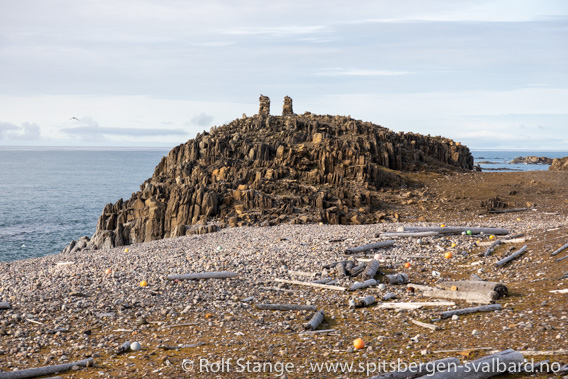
1, 210, 567, 378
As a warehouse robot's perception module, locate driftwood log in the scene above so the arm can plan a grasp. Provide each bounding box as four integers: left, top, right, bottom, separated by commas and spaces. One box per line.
378, 301, 455, 310
385, 273, 408, 285
410, 319, 440, 331
369, 357, 460, 379
274, 278, 346, 291
551, 242, 568, 257
437, 280, 508, 298
494, 245, 528, 267
440, 304, 502, 319
322, 260, 348, 270
0, 358, 94, 379
477, 238, 525, 246
348, 263, 366, 277
345, 240, 395, 254
304, 310, 324, 330
351, 295, 376, 308
361, 260, 380, 281
167, 271, 238, 280
419, 349, 524, 379
349, 279, 377, 291
0, 302, 11, 310
382, 292, 397, 301
255, 304, 317, 312
379, 231, 439, 238
484, 240, 502, 257
335, 262, 347, 278
311, 277, 333, 284
401, 226, 509, 235
422, 288, 498, 304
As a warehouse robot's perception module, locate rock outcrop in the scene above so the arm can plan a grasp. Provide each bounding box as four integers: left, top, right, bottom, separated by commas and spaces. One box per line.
282, 96, 294, 116
63, 96, 473, 252
510, 156, 553, 165
259, 95, 270, 116
549, 156, 568, 171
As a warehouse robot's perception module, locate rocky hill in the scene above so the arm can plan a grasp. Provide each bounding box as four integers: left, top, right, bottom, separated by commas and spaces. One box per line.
63, 96, 473, 253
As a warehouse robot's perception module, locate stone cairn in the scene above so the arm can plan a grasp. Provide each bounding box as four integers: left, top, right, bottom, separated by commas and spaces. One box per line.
259, 94, 270, 116
283, 96, 294, 116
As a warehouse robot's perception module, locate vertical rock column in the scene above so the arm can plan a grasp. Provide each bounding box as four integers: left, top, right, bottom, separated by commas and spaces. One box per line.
283, 96, 294, 115
259, 95, 270, 116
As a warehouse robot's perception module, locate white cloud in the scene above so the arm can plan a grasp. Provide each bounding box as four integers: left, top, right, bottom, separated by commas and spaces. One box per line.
0, 121, 41, 140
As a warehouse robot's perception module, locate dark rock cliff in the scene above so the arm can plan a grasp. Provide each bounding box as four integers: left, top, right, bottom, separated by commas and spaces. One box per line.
63, 97, 474, 253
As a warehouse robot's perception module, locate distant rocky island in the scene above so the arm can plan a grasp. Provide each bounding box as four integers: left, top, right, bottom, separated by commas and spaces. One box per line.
63, 96, 473, 254
509, 156, 553, 165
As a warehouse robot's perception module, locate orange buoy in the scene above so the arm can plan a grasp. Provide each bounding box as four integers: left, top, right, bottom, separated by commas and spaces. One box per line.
104, 268, 111, 275
353, 338, 365, 350
404, 262, 411, 268
444, 252, 453, 259
140, 280, 148, 287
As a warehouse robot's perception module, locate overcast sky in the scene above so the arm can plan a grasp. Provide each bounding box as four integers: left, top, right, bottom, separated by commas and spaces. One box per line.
0, 0, 566, 149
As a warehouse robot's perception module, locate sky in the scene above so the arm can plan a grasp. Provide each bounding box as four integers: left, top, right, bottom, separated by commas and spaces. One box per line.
0, 0, 566, 150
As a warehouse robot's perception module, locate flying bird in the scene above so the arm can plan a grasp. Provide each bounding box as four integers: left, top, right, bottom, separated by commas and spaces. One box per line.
70, 117, 79, 121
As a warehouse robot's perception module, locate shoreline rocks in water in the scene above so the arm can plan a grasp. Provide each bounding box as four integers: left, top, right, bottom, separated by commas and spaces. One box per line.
62, 95, 474, 254
549, 156, 568, 171
509, 156, 553, 165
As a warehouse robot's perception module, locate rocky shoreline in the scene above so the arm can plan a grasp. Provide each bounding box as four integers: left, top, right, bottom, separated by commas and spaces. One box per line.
1, 196, 567, 377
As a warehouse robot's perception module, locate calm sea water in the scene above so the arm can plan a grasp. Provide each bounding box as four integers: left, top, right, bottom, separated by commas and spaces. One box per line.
1, 148, 566, 262
471, 150, 568, 172
0, 147, 170, 262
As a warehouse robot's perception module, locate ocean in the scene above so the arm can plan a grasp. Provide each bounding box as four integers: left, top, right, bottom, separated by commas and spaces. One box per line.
0, 147, 170, 262
471, 150, 568, 172
0, 147, 566, 262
